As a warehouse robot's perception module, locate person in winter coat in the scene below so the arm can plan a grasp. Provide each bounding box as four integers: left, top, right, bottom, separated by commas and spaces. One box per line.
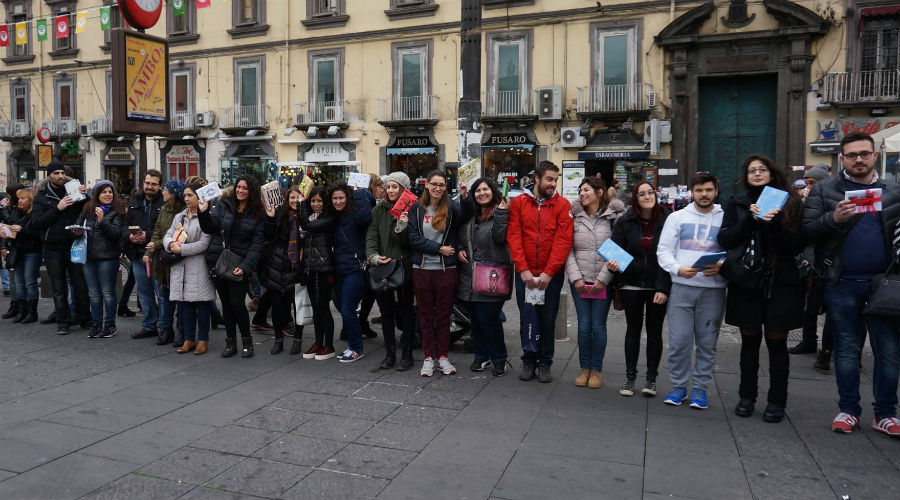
144, 180, 187, 347
165, 183, 215, 354
124, 170, 165, 340
198, 175, 266, 358
2, 188, 42, 324
719, 155, 807, 423
330, 183, 374, 362
259, 186, 305, 355
74, 180, 125, 339
565, 177, 619, 389
457, 178, 512, 377
608, 181, 672, 398
365, 172, 415, 370
356, 173, 385, 340
298, 186, 338, 359
0, 183, 24, 320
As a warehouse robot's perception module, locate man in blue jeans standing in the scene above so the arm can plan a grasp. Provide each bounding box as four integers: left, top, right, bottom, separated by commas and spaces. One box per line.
803, 132, 900, 437
125, 170, 165, 343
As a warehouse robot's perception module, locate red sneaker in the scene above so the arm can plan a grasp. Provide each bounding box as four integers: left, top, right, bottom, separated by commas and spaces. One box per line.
872, 417, 900, 437
302, 343, 320, 359
315, 346, 335, 360
832, 412, 860, 433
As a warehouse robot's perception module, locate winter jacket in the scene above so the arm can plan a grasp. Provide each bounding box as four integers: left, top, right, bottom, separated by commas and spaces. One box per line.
299, 208, 337, 274
75, 209, 124, 261
565, 203, 620, 287
31, 177, 89, 249
719, 193, 807, 330
198, 196, 265, 276
365, 200, 412, 277
656, 202, 727, 289
333, 189, 375, 276
507, 189, 573, 277
610, 207, 672, 294
407, 196, 474, 269
124, 190, 164, 260
258, 209, 305, 294
147, 201, 186, 286
456, 206, 512, 302
801, 175, 900, 285
3, 208, 42, 255
164, 210, 215, 302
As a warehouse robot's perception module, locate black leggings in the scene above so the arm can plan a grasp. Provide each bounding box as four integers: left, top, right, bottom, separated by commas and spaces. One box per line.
306, 272, 334, 348
739, 329, 790, 406
620, 289, 666, 381
374, 280, 415, 349
214, 278, 251, 341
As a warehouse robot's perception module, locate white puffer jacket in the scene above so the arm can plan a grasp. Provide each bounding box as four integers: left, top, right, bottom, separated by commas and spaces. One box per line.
164, 210, 215, 302
565, 200, 624, 286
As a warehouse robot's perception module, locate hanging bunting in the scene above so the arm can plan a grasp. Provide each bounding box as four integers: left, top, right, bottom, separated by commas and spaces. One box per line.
173, 0, 186, 16
100, 6, 111, 31
0, 25, 8, 47
196, 0, 211, 8
55, 15, 69, 39
36, 19, 47, 41
14, 22, 26, 45
74, 11, 87, 34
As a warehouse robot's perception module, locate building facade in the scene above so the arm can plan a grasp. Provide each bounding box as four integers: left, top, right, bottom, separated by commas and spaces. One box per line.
0, 0, 895, 201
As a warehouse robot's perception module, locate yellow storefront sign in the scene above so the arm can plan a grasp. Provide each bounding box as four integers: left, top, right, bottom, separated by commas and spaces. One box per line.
124, 35, 167, 122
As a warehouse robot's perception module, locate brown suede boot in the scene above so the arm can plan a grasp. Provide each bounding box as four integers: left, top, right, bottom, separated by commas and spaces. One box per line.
193, 340, 208, 355
177, 340, 196, 353
588, 370, 603, 389
575, 369, 590, 387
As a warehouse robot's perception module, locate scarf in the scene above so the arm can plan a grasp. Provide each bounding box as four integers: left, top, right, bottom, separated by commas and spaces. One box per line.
287, 211, 301, 269
99, 204, 113, 215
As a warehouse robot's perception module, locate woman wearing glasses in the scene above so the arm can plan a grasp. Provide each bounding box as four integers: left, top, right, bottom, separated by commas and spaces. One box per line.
408, 170, 473, 377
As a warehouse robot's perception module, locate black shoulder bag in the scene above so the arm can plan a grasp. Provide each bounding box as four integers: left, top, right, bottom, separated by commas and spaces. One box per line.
864, 263, 900, 318
214, 224, 244, 281
157, 216, 187, 266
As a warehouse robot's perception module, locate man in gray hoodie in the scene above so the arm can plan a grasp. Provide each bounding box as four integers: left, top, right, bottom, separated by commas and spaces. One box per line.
656, 173, 727, 410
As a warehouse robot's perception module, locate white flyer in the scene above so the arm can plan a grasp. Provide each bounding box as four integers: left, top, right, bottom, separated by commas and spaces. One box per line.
261, 181, 284, 209
64, 179, 85, 202
524, 279, 546, 305
196, 182, 222, 203
347, 172, 371, 189
458, 159, 480, 184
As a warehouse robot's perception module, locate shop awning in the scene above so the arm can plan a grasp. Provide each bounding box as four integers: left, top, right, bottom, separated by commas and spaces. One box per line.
481, 144, 535, 151
578, 149, 650, 160
386, 147, 436, 155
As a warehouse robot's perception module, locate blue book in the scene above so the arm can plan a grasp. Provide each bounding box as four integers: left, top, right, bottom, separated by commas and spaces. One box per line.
692, 252, 726, 269
753, 186, 789, 219
597, 239, 634, 272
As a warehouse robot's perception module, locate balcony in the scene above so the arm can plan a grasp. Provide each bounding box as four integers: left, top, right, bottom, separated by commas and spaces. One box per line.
0, 120, 32, 140
577, 83, 654, 119
482, 90, 537, 122
219, 105, 270, 132
376, 96, 439, 127
294, 101, 350, 129
171, 109, 198, 134
43, 119, 79, 138
821, 70, 900, 107
89, 116, 112, 136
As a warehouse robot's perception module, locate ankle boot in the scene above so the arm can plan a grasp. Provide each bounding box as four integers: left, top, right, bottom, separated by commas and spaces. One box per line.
814, 348, 832, 372
13, 300, 29, 323
177, 340, 196, 353
117, 303, 136, 318
193, 340, 208, 355
380, 342, 396, 369
289, 339, 302, 355
156, 328, 174, 346
241, 337, 254, 358
172, 329, 184, 349
211, 310, 225, 329
40, 311, 57, 324
397, 346, 414, 371
270, 339, 284, 355
2, 299, 20, 319
20, 300, 38, 324
222, 340, 238, 358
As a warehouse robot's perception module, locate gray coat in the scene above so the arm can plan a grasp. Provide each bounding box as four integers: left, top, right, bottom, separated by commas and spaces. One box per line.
456, 207, 512, 302
565, 202, 621, 286
164, 210, 215, 302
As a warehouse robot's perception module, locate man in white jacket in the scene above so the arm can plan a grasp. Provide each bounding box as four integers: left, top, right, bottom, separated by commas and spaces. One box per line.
656, 173, 727, 410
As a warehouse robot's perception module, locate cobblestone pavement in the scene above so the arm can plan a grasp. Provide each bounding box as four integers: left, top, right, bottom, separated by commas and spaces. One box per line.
0, 295, 897, 500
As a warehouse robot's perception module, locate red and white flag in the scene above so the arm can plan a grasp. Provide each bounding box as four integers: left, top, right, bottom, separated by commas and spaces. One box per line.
0, 25, 9, 47
196, 0, 211, 8
55, 15, 69, 39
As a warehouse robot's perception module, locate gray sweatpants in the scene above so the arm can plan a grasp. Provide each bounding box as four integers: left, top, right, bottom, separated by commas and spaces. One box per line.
666, 283, 726, 390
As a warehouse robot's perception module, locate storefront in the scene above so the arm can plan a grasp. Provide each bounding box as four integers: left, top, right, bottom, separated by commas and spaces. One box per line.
383, 135, 441, 185
58, 148, 85, 184
9, 147, 36, 187
221, 138, 276, 186
101, 144, 138, 198
279, 137, 359, 187
481, 132, 538, 188
161, 142, 205, 182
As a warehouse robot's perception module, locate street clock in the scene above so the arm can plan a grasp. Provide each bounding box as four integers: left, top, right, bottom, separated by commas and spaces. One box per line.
117, 0, 162, 29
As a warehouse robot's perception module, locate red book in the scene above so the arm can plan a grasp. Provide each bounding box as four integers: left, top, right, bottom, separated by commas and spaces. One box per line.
389, 190, 418, 219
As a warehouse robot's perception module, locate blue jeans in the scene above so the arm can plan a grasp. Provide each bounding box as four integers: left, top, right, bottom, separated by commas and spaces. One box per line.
335, 271, 364, 354
181, 301, 211, 341
13, 252, 41, 300
158, 286, 175, 332
1, 268, 9, 291
824, 279, 900, 419
83, 258, 119, 325
131, 260, 159, 330
515, 273, 565, 366
570, 283, 612, 371
469, 301, 508, 364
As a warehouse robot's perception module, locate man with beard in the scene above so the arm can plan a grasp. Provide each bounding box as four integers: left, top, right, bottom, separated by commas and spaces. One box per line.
803, 132, 900, 437
656, 172, 726, 410
125, 170, 166, 343
507, 161, 573, 383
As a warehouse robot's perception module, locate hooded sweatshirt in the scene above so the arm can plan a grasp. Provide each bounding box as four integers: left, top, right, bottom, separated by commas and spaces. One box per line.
656, 202, 727, 289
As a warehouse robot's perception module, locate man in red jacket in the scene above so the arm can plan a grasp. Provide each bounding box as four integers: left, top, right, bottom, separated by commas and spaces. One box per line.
507, 161, 574, 382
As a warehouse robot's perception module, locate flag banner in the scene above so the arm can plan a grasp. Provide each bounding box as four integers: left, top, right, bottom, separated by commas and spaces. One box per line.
36, 19, 47, 41
100, 6, 111, 31
14, 22, 26, 45
196, 0, 211, 8
55, 15, 69, 39
173, 0, 186, 15
0, 25, 8, 47
75, 11, 87, 33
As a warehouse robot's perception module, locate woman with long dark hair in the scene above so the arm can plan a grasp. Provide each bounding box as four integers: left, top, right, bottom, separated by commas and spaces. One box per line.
608, 181, 671, 397
4, 188, 42, 324
198, 175, 266, 358
75, 181, 125, 338
298, 186, 338, 358
718, 154, 806, 423
408, 170, 473, 377
456, 178, 512, 376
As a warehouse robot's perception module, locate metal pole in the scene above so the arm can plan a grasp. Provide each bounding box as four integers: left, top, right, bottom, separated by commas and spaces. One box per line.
457, 0, 482, 171
139, 134, 148, 182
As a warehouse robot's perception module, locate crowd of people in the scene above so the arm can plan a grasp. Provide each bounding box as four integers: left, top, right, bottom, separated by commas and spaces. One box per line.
0, 132, 898, 437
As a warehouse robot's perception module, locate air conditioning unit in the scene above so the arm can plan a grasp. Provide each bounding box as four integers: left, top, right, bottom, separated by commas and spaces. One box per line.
91, 118, 104, 134
59, 120, 75, 135
0, 124, 9, 137
560, 127, 585, 148
536, 86, 562, 120
14, 122, 28, 136
195, 111, 215, 127
295, 113, 306, 126
647, 91, 658, 108
79, 124, 90, 136
643, 120, 672, 143
42, 120, 57, 135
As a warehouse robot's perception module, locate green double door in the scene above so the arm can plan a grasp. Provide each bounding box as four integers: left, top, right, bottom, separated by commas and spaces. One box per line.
698, 75, 777, 202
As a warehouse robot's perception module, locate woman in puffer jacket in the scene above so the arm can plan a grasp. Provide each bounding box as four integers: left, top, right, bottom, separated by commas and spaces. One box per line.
165, 183, 214, 354
298, 186, 338, 360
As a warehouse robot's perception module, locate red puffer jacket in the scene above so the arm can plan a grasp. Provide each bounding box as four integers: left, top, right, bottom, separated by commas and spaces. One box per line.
507, 189, 573, 277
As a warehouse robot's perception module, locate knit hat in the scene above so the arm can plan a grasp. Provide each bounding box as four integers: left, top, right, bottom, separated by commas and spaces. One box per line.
804, 164, 830, 181
164, 179, 187, 202
47, 159, 74, 178
92, 180, 116, 198
381, 171, 411, 191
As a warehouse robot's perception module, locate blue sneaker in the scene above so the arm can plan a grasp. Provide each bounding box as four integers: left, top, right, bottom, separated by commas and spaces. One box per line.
663, 387, 688, 406
338, 349, 364, 363
689, 388, 708, 409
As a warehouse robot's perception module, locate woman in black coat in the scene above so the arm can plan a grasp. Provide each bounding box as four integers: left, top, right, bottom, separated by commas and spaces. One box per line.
3, 188, 42, 324
259, 186, 305, 355
199, 175, 266, 358
298, 186, 338, 359
608, 181, 671, 398
717, 154, 807, 423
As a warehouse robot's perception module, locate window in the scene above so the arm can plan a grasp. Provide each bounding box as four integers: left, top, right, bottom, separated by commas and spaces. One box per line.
55, 77, 75, 120
588, 22, 642, 111
50, 6, 77, 57
101, 0, 127, 49
233, 56, 265, 127
315, 58, 337, 104
229, 0, 268, 38
861, 18, 899, 72
239, 64, 260, 107
239, 0, 257, 24
302, 0, 347, 29
487, 31, 531, 115
167, 0, 199, 45
10, 12, 28, 57
308, 49, 344, 122
171, 67, 194, 130
12, 83, 28, 123
595, 29, 635, 87
385, 0, 437, 19
392, 42, 431, 119
169, 161, 198, 181
312, 0, 337, 16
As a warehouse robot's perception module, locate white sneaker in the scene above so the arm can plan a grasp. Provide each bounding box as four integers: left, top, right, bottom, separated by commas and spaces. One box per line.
438, 356, 457, 375
420, 357, 435, 377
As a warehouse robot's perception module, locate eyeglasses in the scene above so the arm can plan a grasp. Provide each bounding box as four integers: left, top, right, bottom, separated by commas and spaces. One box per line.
748, 168, 769, 175
843, 151, 874, 160
428, 182, 446, 189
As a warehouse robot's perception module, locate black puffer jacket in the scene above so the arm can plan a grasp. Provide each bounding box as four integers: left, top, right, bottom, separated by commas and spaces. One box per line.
456, 206, 512, 302
299, 208, 337, 274
124, 190, 164, 260
31, 177, 88, 249
198, 196, 265, 275
4, 209, 42, 254
610, 207, 672, 294
76, 209, 124, 260
259, 209, 305, 293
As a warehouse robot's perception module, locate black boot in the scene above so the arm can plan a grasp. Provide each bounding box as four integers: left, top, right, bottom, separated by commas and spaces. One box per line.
117, 303, 136, 318
20, 300, 38, 324
788, 340, 817, 355
397, 345, 414, 371
270, 339, 284, 355
13, 300, 29, 323
222, 339, 238, 358
814, 348, 832, 372
361, 320, 378, 339
156, 328, 174, 346
2, 299, 19, 319
211, 310, 225, 329
380, 342, 396, 369
762, 403, 785, 423
40, 311, 57, 325
289, 339, 302, 355
172, 328, 184, 349
241, 337, 254, 358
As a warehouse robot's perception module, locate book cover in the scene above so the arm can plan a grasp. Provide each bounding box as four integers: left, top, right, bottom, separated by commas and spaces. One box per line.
597, 239, 634, 272
692, 251, 726, 269
753, 186, 788, 219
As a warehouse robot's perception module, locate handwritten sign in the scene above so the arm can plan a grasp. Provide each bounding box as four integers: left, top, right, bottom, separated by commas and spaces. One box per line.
195, 182, 221, 203
458, 159, 479, 184
261, 181, 284, 210
347, 172, 371, 189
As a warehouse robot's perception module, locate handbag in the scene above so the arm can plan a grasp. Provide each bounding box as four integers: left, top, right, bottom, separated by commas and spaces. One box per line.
293, 284, 314, 326
70, 233, 87, 265
369, 259, 404, 292
472, 261, 510, 296
721, 236, 764, 287
214, 229, 244, 281
157, 216, 189, 266
863, 264, 900, 318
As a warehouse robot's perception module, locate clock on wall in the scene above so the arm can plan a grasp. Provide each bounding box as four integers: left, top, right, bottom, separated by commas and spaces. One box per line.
117, 0, 163, 30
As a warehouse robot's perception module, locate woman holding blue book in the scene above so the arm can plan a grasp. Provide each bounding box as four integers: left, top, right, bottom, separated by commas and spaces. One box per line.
717, 155, 806, 423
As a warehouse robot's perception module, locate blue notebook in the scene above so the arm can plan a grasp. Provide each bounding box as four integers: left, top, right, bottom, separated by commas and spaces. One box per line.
753, 186, 789, 219
692, 252, 726, 269
597, 239, 634, 272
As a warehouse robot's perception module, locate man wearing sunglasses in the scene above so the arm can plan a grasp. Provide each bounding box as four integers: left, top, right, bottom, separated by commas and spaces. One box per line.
802, 132, 900, 437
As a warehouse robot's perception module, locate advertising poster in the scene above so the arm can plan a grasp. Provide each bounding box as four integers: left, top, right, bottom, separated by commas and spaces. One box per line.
561, 161, 585, 202
125, 35, 167, 122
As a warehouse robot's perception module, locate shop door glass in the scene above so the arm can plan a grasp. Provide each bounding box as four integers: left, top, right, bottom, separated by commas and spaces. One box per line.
698, 75, 776, 201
